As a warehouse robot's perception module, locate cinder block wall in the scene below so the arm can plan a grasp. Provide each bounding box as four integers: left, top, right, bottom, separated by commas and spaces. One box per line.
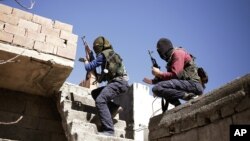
149, 74, 250, 141
0, 3, 77, 60
0, 88, 67, 141
0, 3, 78, 96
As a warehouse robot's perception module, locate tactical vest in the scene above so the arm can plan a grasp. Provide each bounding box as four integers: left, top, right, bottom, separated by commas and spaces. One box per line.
99, 49, 125, 82
167, 48, 201, 83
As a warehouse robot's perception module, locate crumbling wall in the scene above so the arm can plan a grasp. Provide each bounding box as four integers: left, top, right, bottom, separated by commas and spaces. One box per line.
57, 82, 133, 141
0, 88, 67, 141
148, 74, 250, 141
0, 3, 78, 96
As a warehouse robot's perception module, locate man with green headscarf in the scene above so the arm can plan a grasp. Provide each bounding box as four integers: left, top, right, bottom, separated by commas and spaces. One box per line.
83, 36, 129, 136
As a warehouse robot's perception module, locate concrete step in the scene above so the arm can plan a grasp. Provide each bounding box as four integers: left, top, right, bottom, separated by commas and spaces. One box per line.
0, 139, 19, 141
61, 99, 120, 120
69, 119, 98, 135
57, 83, 133, 140
64, 109, 127, 130
69, 120, 127, 139
70, 130, 133, 141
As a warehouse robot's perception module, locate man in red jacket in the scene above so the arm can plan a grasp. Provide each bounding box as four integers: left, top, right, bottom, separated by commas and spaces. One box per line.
143, 38, 204, 111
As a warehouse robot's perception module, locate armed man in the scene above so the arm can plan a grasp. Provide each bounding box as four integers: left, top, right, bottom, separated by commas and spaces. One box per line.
82, 36, 129, 136
143, 38, 206, 112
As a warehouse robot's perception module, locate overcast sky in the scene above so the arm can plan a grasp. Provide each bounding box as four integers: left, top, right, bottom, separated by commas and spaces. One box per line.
2, 0, 250, 94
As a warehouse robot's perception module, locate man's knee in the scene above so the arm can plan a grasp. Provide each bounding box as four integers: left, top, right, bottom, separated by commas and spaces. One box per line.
152, 85, 159, 94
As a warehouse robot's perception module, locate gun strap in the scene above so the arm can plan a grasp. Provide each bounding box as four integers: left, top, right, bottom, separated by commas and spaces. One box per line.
161, 97, 169, 113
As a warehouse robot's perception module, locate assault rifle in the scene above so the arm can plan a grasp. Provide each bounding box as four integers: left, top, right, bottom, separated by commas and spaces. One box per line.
79, 36, 98, 89
148, 50, 160, 69
147, 50, 162, 84
148, 50, 168, 112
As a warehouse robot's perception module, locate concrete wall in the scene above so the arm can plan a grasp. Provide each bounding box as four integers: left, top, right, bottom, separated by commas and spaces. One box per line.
116, 83, 166, 141
57, 82, 133, 141
0, 88, 67, 141
148, 74, 250, 141
0, 3, 78, 96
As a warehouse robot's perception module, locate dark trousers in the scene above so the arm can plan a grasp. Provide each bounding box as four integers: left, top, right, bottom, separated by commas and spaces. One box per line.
152, 79, 203, 106
91, 79, 129, 133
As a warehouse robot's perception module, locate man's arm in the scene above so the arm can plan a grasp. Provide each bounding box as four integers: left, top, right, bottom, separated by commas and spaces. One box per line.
85, 54, 105, 71
157, 51, 186, 80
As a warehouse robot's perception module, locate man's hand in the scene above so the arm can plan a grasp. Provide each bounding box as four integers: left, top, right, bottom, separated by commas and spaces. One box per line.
143, 77, 153, 85
152, 67, 162, 77
79, 57, 89, 64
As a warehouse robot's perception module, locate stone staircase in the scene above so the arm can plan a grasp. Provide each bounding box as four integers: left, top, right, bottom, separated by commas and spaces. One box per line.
57, 82, 133, 141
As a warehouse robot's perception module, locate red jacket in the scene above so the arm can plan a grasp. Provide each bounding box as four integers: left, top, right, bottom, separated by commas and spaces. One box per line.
160, 48, 192, 80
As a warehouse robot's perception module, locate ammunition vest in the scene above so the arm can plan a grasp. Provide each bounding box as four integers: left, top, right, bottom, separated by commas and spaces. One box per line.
99, 49, 125, 82
167, 48, 201, 83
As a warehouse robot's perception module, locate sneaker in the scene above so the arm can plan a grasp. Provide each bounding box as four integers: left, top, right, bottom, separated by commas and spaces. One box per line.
98, 131, 114, 136
111, 106, 123, 118
182, 93, 196, 101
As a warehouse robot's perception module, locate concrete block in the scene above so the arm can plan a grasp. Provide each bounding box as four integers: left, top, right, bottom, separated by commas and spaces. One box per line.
60, 30, 78, 45
54, 20, 73, 32
4, 24, 25, 36
235, 96, 250, 112
18, 19, 41, 32
27, 30, 45, 42
0, 125, 22, 140
157, 137, 171, 141
220, 102, 237, 118
0, 30, 13, 43
37, 98, 61, 120
232, 108, 250, 124
65, 109, 126, 130
51, 133, 67, 141
24, 99, 40, 117
41, 26, 60, 37
209, 110, 221, 122
38, 119, 64, 133
180, 113, 198, 132
0, 13, 19, 25
172, 129, 198, 141
21, 128, 52, 141
65, 82, 91, 96
57, 43, 77, 60
45, 35, 65, 47
71, 131, 133, 141
71, 100, 97, 114
61, 100, 73, 112
0, 138, 20, 141
12, 8, 33, 21
0, 95, 26, 114
149, 127, 170, 140
71, 92, 95, 107
16, 115, 39, 130
64, 109, 96, 123
0, 110, 23, 125
69, 120, 98, 134
197, 117, 232, 141
34, 41, 55, 54
0, 4, 13, 14
13, 35, 34, 49
71, 129, 127, 140
32, 14, 53, 28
